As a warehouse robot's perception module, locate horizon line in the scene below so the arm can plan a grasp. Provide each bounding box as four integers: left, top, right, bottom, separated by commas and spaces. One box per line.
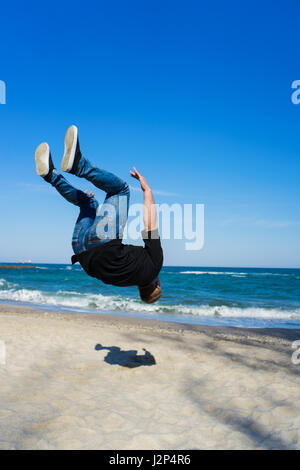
0, 261, 299, 270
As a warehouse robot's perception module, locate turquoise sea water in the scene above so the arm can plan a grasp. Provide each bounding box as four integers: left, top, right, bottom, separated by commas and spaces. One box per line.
0, 264, 300, 329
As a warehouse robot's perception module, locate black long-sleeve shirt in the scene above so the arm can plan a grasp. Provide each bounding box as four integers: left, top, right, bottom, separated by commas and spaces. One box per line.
71, 229, 163, 287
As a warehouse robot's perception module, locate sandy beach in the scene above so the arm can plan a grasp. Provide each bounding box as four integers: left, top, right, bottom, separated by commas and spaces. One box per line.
0, 303, 299, 450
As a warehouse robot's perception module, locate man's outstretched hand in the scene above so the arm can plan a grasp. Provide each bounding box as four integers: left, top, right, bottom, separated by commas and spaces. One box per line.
130, 167, 151, 192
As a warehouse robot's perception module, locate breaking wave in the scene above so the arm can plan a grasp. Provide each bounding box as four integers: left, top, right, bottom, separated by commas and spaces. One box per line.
0, 278, 299, 321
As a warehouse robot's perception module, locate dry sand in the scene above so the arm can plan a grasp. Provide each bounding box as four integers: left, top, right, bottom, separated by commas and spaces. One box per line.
0, 304, 299, 450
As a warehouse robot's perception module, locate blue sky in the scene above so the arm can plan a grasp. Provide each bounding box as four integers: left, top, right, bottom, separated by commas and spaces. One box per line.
0, 0, 299, 267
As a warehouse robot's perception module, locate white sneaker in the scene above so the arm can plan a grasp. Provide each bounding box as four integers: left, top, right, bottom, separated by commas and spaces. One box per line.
61, 125, 82, 173
35, 142, 54, 181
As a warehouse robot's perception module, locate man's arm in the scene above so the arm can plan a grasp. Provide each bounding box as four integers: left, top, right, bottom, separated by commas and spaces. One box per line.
130, 167, 163, 275
130, 167, 158, 232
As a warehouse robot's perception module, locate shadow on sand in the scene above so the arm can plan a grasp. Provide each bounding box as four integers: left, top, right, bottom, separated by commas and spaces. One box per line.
95, 344, 156, 368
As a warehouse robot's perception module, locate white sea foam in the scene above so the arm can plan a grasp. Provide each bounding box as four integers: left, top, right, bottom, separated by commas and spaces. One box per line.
0, 284, 299, 321
179, 271, 248, 275
179, 270, 295, 277
0, 279, 17, 289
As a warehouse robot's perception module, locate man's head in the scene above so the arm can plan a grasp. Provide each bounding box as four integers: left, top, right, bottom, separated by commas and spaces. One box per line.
138, 277, 161, 304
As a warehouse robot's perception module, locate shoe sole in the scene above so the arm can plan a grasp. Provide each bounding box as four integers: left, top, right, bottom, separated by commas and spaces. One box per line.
61, 125, 78, 172
35, 142, 50, 177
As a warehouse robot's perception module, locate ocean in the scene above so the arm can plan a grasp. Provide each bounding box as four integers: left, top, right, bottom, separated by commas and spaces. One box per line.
0, 263, 300, 329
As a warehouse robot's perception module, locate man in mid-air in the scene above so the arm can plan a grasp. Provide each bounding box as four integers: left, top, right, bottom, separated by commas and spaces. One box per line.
35, 125, 163, 303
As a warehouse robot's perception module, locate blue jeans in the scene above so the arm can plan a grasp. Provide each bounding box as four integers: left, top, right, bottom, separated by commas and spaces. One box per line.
48, 157, 130, 254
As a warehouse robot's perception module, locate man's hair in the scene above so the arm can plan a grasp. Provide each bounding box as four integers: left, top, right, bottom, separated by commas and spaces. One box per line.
138, 277, 161, 304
